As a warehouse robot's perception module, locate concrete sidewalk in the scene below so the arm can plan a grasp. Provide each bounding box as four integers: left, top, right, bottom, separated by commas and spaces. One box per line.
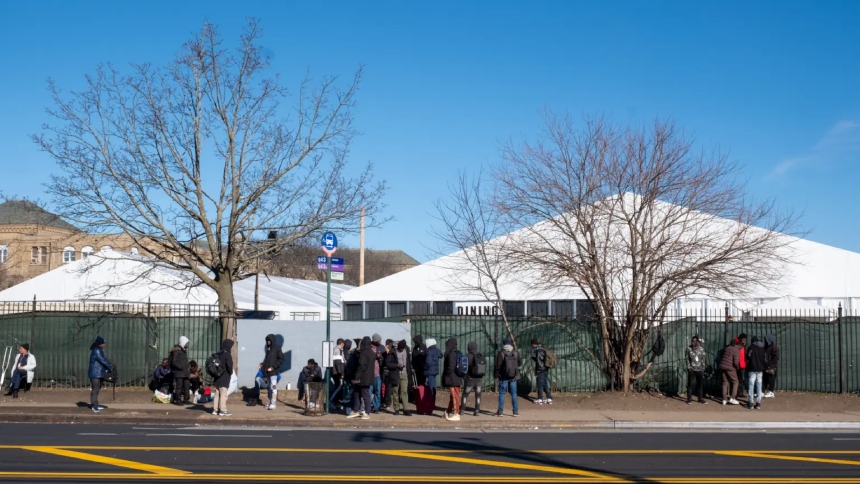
2, 388, 859, 429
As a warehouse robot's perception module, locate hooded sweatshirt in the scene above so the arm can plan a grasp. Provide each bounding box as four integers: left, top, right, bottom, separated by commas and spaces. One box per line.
442, 338, 463, 388
214, 339, 234, 388
168, 337, 190, 378
465, 342, 481, 385
424, 338, 441, 377
355, 336, 376, 387
262, 334, 284, 378
412, 335, 427, 379
765, 335, 779, 372
746, 339, 767, 373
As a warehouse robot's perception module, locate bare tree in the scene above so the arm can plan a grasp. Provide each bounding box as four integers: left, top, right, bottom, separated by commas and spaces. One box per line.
34, 21, 387, 362
493, 112, 800, 391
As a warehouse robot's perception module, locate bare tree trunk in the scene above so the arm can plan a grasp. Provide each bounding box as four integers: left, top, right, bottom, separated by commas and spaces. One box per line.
215, 279, 238, 372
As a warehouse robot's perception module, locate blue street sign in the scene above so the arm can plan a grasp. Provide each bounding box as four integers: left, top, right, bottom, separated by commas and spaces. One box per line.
331, 258, 343, 264
317, 256, 327, 264
331, 257, 344, 272
321, 232, 338, 251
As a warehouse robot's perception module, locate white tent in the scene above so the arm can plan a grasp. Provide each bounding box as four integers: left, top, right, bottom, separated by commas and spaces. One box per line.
0, 249, 353, 319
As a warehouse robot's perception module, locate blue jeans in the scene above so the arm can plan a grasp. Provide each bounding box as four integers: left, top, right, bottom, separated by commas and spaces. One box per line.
747, 371, 763, 406
536, 371, 552, 401
343, 382, 355, 415
10, 369, 26, 390
426, 374, 437, 394
498, 379, 518, 414
372, 376, 382, 411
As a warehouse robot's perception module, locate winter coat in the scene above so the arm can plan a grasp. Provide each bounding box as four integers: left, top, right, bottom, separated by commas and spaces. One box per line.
332, 345, 345, 377
494, 345, 523, 381
384, 350, 401, 386
765, 335, 779, 372
11, 352, 37, 383
297, 364, 323, 399
189, 365, 204, 384
719, 344, 741, 371
411, 335, 427, 380
213, 339, 234, 388
355, 337, 376, 387
685, 345, 707, 372
153, 365, 172, 381
88, 346, 113, 379
746, 341, 767, 373
261, 334, 284, 378
442, 338, 464, 388
532, 346, 548, 373
465, 342, 482, 386
424, 341, 442, 377
344, 349, 359, 382
168, 345, 190, 378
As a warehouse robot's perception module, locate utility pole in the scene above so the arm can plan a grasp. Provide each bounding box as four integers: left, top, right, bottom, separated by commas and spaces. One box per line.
359, 207, 365, 286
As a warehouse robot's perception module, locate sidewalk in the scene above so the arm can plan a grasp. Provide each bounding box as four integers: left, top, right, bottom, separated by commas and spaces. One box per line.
1, 388, 859, 429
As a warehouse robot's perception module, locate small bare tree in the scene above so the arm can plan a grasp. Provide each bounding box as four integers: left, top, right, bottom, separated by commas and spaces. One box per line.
493, 112, 799, 391
34, 21, 387, 362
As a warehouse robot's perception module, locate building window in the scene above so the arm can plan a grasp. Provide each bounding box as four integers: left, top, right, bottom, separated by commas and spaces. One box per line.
433, 301, 454, 315
366, 302, 385, 319
30, 246, 47, 265
0, 245, 7, 264
552, 300, 574, 318
81, 246, 94, 259
344, 303, 363, 320
63, 246, 76, 263
528, 300, 549, 317
576, 300, 598, 321
388, 302, 407, 318
503, 301, 525, 317
409, 301, 431, 315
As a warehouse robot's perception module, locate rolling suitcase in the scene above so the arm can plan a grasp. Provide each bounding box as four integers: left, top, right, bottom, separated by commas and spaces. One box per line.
413, 384, 435, 415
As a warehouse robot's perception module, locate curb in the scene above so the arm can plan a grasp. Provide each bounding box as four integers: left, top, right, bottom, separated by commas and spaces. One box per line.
1, 413, 859, 430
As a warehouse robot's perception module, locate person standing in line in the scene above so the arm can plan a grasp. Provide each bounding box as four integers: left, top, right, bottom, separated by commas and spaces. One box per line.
342, 339, 356, 415
330, 338, 346, 409
88, 336, 113, 413
212, 339, 234, 417
745, 336, 767, 410
347, 336, 374, 420
424, 338, 441, 398
719, 338, 741, 405
382, 339, 395, 409
763, 334, 779, 398
442, 338, 464, 421
168, 336, 191, 405
531, 338, 552, 405
370, 333, 384, 412
495, 338, 522, 417
260, 334, 284, 410
684, 336, 707, 405
736, 333, 748, 398
461, 341, 484, 416
6, 343, 36, 398
390, 340, 413, 416
411, 335, 428, 386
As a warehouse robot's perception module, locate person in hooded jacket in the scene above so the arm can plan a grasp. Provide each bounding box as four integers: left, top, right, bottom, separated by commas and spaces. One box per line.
260, 334, 284, 410
412, 335, 427, 386
212, 339, 234, 417
347, 336, 374, 419
746, 337, 767, 410
88, 336, 113, 413
442, 338, 465, 421
386, 340, 413, 416
168, 336, 191, 404
763, 335, 779, 398
424, 338, 441, 396
494, 338, 523, 417
297, 359, 324, 404
460, 341, 482, 416
341, 339, 356, 414
719, 338, 741, 405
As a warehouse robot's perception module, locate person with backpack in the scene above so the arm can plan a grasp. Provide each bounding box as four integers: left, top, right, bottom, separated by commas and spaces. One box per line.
746, 336, 767, 410
442, 338, 465, 421
260, 334, 284, 410
347, 336, 374, 420
88, 336, 113, 413
424, 338, 441, 397
411, 335, 427, 386
495, 338, 522, 417
209, 339, 234, 416
168, 336, 190, 405
763, 334, 779, 398
531, 338, 554, 405
460, 341, 485, 416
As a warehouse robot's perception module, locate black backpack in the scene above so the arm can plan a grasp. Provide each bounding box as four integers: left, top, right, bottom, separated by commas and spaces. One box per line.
205, 351, 226, 379
470, 353, 487, 378
103, 359, 118, 384
502, 350, 519, 380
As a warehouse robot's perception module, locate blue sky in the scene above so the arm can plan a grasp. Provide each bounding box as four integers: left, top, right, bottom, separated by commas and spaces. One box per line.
1, 1, 859, 262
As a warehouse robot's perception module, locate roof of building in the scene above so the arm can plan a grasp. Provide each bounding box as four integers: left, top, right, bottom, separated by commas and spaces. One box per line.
0, 200, 77, 231
334, 249, 420, 266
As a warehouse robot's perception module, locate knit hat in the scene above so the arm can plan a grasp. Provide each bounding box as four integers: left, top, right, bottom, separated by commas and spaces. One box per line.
502, 338, 512, 346
372, 333, 381, 343
94, 336, 106, 346
531, 338, 540, 345
307, 359, 316, 365
20, 343, 29, 352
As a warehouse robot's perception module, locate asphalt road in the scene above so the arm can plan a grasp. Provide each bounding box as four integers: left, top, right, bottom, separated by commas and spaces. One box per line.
1, 423, 859, 483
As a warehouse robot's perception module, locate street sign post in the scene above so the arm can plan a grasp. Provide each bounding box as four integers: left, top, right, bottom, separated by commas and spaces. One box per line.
320, 232, 338, 415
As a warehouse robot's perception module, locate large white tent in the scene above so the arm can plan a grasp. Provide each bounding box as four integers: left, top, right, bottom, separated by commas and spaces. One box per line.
0, 249, 353, 320
341, 196, 860, 319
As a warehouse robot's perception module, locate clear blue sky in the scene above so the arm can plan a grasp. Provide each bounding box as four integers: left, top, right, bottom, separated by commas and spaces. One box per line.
1, 1, 859, 262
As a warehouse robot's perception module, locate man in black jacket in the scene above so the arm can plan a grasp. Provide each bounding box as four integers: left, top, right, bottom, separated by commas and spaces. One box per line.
347, 336, 374, 420
168, 336, 190, 405
763, 335, 779, 398
211, 339, 234, 417
442, 338, 465, 422
259, 334, 284, 410
746, 337, 767, 410
387, 340, 413, 416
411, 335, 427, 386
297, 359, 323, 405
531, 338, 552, 405
461, 341, 483, 416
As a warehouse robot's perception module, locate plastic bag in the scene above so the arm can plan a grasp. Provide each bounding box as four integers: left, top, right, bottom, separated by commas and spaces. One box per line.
151, 390, 171, 404
227, 372, 238, 395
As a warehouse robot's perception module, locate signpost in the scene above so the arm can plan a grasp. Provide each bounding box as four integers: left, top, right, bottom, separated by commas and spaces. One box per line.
320, 232, 338, 415
330, 272, 344, 281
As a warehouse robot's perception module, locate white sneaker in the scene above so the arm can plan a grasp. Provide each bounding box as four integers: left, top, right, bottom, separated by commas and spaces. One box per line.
267, 403, 276, 410
729, 398, 740, 405
534, 399, 543, 405
346, 412, 361, 419
360, 413, 370, 420
450, 413, 461, 421
444, 412, 451, 421
763, 392, 775, 398
722, 400, 727, 405
546, 399, 553, 405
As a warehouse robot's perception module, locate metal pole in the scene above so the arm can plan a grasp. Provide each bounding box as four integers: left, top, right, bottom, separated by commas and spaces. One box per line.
325, 256, 332, 414
838, 303, 845, 394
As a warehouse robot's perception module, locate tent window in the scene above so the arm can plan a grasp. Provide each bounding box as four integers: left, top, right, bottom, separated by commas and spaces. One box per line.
504, 301, 525, 317
388, 302, 407, 318
576, 300, 598, 321
528, 300, 549, 317
552, 300, 574, 318
63, 246, 76, 263
366, 302, 385, 319
0, 245, 7, 264
345, 303, 363, 321
81, 246, 94, 259
409, 301, 431, 315
433, 301, 453, 315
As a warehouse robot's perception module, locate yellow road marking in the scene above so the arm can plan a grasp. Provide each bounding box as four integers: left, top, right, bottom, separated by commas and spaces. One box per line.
22, 446, 189, 475
718, 451, 860, 467
371, 450, 619, 481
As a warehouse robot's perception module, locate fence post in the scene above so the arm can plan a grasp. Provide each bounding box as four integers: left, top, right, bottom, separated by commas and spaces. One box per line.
838, 303, 845, 394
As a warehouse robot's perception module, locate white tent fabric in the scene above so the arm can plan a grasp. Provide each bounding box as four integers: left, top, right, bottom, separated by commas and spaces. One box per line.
0, 249, 353, 318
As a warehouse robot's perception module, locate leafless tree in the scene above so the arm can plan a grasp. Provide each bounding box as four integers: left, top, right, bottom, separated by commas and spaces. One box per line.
492, 112, 800, 391
34, 21, 387, 363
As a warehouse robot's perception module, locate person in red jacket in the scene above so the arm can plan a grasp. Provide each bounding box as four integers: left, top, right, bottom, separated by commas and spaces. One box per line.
736, 333, 748, 398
